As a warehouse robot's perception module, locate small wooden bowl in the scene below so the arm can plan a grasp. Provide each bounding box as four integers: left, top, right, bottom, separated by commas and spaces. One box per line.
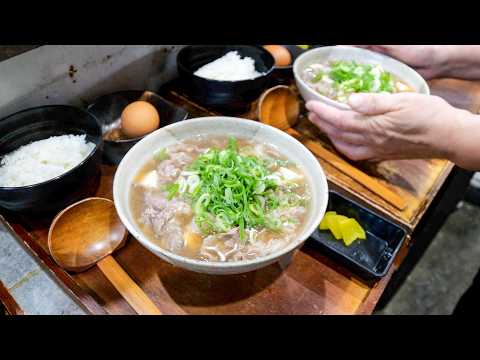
258, 85, 300, 131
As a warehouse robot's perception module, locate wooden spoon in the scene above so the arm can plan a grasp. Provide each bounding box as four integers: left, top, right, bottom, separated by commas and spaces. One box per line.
48, 197, 162, 315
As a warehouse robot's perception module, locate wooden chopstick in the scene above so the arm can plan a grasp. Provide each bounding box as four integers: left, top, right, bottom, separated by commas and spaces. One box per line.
0, 280, 24, 315
286, 128, 407, 210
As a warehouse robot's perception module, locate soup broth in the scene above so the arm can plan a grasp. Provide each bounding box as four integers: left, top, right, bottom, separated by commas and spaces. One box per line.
130, 136, 311, 262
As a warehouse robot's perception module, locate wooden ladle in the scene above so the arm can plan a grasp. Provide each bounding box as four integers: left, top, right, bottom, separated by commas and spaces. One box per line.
48, 197, 162, 315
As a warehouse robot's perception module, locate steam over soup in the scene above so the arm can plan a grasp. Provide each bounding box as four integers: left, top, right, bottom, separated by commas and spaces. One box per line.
302, 60, 413, 103
130, 136, 311, 262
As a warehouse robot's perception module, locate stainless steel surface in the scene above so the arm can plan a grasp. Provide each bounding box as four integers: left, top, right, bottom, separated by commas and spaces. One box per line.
0, 45, 183, 119
0, 46, 39, 62
0, 218, 86, 315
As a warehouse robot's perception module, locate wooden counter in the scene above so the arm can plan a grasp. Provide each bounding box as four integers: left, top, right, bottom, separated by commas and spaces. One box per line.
1, 78, 479, 315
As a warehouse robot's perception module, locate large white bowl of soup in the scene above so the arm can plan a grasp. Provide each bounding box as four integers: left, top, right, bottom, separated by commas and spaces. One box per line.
113, 117, 328, 275
293, 46, 430, 110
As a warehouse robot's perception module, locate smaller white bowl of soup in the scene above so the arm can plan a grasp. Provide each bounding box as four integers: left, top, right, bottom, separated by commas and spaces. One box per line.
113, 117, 328, 275
293, 46, 430, 110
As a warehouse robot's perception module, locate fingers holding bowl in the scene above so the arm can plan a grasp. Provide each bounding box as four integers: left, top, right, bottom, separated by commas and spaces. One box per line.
308, 112, 367, 146
306, 101, 367, 133
329, 138, 378, 162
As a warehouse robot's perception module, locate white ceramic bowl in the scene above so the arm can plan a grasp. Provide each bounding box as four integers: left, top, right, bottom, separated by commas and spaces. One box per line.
113, 117, 329, 275
293, 46, 430, 110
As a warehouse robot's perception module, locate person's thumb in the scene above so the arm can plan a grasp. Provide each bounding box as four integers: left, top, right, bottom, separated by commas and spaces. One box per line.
348, 93, 401, 115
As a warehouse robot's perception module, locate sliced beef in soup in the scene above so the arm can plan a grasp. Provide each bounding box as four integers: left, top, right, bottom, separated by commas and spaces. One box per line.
130, 136, 311, 263
139, 191, 192, 253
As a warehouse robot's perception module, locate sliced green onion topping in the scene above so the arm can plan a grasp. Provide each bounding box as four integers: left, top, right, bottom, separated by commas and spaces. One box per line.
153, 148, 169, 162
162, 137, 304, 241
313, 60, 396, 96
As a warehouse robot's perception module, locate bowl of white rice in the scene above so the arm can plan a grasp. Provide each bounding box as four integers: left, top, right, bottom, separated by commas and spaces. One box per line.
0, 105, 103, 213
177, 45, 275, 113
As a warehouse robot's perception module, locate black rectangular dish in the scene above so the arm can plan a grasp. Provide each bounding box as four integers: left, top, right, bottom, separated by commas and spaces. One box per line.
307, 191, 407, 279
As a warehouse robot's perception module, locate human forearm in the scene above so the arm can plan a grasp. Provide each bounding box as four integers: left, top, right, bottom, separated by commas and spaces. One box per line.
437, 46, 480, 80
306, 92, 480, 168
352, 45, 480, 80
447, 109, 480, 170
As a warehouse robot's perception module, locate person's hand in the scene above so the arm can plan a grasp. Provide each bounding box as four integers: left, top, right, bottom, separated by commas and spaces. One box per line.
306, 93, 466, 163
352, 45, 451, 79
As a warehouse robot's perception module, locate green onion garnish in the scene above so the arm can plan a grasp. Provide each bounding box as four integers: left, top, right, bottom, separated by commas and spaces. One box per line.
326, 60, 395, 95
153, 148, 169, 162
164, 183, 179, 200
162, 137, 302, 241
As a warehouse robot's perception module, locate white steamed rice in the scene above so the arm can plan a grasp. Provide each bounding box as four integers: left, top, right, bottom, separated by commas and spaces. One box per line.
194, 51, 264, 81
0, 134, 95, 187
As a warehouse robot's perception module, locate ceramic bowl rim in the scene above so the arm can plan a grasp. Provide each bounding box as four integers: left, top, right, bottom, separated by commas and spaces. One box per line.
113, 116, 329, 270
0, 104, 102, 191
293, 45, 431, 110
177, 45, 276, 84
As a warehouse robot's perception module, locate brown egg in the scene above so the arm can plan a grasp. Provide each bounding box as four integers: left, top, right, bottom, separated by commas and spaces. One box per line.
263, 45, 292, 67
121, 101, 160, 139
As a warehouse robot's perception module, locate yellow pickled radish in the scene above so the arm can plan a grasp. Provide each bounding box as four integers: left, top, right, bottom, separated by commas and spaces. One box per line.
319, 211, 367, 247
354, 221, 366, 240
328, 215, 349, 240
340, 220, 358, 246
339, 218, 366, 246
319, 211, 337, 230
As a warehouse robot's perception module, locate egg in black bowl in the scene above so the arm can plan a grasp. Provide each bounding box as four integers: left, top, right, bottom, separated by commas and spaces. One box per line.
176, 45, 275, 113
0, 105, 102, 214
86, 90, 188, 165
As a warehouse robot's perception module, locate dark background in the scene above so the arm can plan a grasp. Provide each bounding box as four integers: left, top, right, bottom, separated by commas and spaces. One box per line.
0, 45, 39, 62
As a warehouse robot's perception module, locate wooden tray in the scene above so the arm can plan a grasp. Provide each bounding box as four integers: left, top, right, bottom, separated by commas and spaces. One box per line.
159, 78, 480, 232
1, 164, 395, 315
1, 78, 479, 315
0, 280, 24, 315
